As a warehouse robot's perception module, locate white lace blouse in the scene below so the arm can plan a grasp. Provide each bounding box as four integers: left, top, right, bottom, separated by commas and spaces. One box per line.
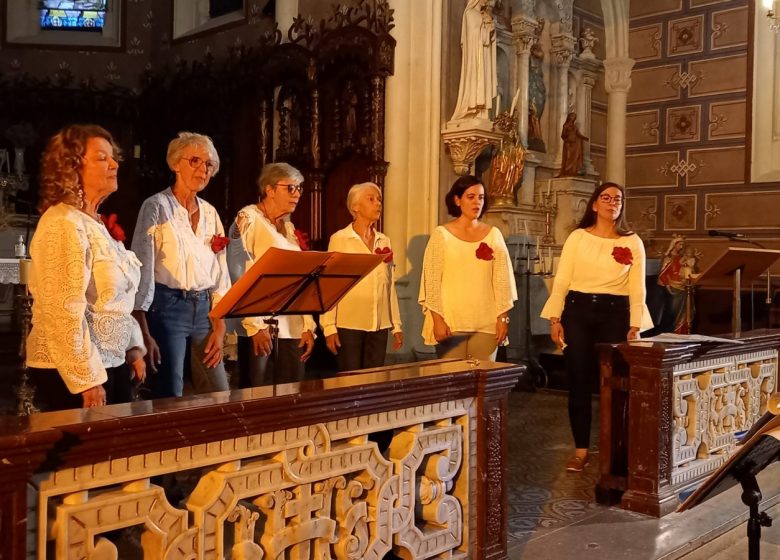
419, 225, 517, 345
226, 204, 316, 339
27, 203, 145, 394
131, 188, 231, 311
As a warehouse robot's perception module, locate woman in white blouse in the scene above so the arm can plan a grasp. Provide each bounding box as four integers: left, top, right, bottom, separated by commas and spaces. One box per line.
540, 181, 652, 473
131, 132, 230, 398
226, 162, 315, 386
27, 124, 146, 410
419, 175, 517, 361
320, 182, 403, 372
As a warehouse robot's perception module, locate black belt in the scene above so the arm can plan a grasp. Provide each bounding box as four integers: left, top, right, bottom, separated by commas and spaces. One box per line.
567, 290, 628, 304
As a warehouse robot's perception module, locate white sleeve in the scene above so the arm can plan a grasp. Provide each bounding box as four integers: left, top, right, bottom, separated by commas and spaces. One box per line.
491, 229, 518, 316
628, 235, 648, 329
418, 227, 446, 316
131, 198, 158, 312
227, 209, 269, 335
540, 229, 580, 319
318, 233, 340, 337
210, 207, 232, 306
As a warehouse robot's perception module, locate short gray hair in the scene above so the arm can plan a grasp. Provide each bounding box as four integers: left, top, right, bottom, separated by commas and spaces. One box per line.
166, 132, 220, 175
346, 182, 381, 219
257, 162, 304, 201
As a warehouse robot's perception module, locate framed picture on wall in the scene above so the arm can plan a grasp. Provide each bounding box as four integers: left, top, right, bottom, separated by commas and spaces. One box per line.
172, 0, 246, 42
2, 0, 124, 50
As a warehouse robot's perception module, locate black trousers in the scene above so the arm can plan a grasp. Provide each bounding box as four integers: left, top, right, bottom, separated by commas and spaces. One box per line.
237, 336, 305, 387
335, 328, 389, 372
28, 363, 133, 412
561, 291, 629, 449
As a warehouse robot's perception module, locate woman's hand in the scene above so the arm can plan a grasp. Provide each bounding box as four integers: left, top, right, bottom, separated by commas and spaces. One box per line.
252, 328, 273, 357
627, 326, 640, 341
392, 331, 404, 350
299, 330, 315, 362
326, 333, 341, 355
126, 347, 146, 383
81, 385, 106, 408
496, 315, 509, 344
431, 312, 451, 342
549, 318, 565, 349
142, 334, 161, 374
203, 317, 226, 368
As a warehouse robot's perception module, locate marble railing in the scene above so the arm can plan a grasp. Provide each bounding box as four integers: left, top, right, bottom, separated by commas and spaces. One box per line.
0, 359, 521, 560
597, 330, 780, 517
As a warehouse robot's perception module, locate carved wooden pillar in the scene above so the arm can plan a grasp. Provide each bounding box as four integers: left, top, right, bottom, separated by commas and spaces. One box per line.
309, 59, 322, 242
370, 74, 389, 187
258, 97, 272, 168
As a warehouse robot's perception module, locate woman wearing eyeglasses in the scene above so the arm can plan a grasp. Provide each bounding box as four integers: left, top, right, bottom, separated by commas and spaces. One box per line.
131, 132, 231, 399
226, 162, 316, 387
540, 181, 652, 473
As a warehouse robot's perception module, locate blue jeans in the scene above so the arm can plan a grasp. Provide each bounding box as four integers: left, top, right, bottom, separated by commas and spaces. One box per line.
147, 283, 229, 398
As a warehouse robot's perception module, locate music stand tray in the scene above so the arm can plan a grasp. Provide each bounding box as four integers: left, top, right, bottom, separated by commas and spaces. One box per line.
211, 247, 386, 320
693, 247, 780, 335
678, 397, 780, 560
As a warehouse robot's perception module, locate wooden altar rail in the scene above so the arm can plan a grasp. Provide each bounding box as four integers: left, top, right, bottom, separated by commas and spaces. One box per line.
596, 329, 780, 517
0, 358, 521, 560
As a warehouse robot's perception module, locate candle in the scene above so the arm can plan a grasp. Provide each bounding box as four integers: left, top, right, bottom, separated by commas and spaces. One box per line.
536, 236, 540, 257
548, 246, 553, 274
526, 242, 531, 271
547, 181, 551, 196
510, 87, 521, 116
523, 220, 530, 239
19, 258, 31, 285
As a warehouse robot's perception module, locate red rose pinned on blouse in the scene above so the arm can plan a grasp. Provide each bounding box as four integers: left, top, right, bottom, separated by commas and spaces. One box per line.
100, 213, 126, 242
294, 229, 310, 251
210, 234, 229, 253
612, 246, 633, 265
375, 246, 393, 263
476, 242, 494, 261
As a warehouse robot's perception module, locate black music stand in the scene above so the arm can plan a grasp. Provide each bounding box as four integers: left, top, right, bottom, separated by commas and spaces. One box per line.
211, 247, 385, 385
693, 247, 780, 336
678, 396, 780, 560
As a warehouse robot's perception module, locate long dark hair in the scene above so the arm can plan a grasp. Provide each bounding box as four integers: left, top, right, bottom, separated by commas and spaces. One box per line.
444, 175, 488, 218
577, 181, 632, 235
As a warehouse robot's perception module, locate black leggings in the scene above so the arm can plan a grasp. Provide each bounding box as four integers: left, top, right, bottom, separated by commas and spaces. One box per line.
28, 363, 134, 412
561, 291, 629, 449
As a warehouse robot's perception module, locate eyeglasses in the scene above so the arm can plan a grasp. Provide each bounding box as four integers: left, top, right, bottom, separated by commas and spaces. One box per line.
275, 183, 304, 195
181, 156, 217, 173
599, 194, 623, 205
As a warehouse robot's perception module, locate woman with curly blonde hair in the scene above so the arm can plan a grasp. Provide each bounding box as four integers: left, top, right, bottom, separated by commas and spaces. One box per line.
27, 124, 146, 410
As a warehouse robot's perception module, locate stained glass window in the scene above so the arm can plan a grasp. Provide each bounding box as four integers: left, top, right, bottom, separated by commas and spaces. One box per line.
39, 1, 107, 31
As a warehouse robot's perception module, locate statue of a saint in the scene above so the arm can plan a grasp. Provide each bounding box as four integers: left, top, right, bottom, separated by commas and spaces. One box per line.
487, 109, 525, 205
527, 40, 546, 151
451, 0, 497, 121
557, 112, 588, 177
658, 236, 698, 334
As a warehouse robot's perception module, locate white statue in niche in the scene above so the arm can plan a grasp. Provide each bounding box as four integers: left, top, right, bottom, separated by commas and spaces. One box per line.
451, 0, 497, 121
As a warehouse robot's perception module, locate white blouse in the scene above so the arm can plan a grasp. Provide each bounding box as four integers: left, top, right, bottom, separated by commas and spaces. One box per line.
226, 204, 316, 339
319, 224, 402, 337
27, 203, 145, 394
540, 228, 653, 330
419, 225, 517, 345
131, 188, 231, 312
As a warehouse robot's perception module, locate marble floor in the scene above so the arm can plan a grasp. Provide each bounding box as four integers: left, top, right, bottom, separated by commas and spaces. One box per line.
505, 390, 780, 560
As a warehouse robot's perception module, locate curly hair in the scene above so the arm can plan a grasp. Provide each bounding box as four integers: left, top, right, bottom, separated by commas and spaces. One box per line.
38, 124, 120, 214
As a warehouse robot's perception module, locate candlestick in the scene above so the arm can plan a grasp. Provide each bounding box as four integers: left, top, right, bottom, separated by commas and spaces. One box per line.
526, 242, 531, 271
548, 246, 553, 275
536, 236, 540, 257
523, 219, 530, 239
547, 181, 551, 196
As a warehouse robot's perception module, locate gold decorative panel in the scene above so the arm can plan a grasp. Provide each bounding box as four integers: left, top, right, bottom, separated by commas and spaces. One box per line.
686, 146, 745, 186
708, 100, 746, 139
625, 196, 658, 232
711, 7, 748, 50
705, 192, 780, 230
668, 15, 704, 57
630, 0, 682, 20
629, 24, 663, 62
688, 54, 747, 97
666, 105, 701, 144
664, 194, 697, 231
626, 151, 680, 188
627, 110, 660, 147
591, 109, 607, 148
627, 65, 681, 104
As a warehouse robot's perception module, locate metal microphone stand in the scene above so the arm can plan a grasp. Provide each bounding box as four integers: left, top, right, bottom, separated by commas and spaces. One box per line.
516, 241, 548, 388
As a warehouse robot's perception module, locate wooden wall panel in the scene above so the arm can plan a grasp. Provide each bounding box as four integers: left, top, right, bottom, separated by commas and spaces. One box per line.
688, 54, 747, 97
711, 6, 748, 50
627, 65, 682, 104
626, 110, 660, 147
687, 147, 745, 186
626, 152, 680, 188
708, 100, 746, 139
668, 15, 705, 57
629, 24, 663, 62
592, 108, 607, 148
630, 0, 682, 20
666, 105, 701, 144
625, 196, 658, 232
664, 194, 697, 231
704, 192, 780, 230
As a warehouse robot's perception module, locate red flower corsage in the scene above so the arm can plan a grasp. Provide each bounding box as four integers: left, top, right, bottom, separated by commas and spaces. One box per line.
100, 213, 126, 242
210, 234, 229, 253
294, 229, 310, 250
375, 246, 393, 263
476, 242, 494, 261
612, 246, 633, 265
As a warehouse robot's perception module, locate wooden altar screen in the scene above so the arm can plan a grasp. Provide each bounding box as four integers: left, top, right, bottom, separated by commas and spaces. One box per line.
596, 329, 780, 517
0, 359, 521, 560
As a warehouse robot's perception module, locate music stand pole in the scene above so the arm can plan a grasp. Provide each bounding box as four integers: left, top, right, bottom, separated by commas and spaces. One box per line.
740, 473, 773, 560
733, 267, 742, 337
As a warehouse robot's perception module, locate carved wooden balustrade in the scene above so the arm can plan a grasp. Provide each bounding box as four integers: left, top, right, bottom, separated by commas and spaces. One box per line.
0, 358, 521, 560
597, 329, 780, 517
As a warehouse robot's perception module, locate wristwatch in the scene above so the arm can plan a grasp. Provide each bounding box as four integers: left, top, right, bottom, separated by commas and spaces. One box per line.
499, 316, 510, 324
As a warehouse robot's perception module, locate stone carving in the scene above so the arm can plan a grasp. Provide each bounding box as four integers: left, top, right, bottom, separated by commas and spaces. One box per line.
579, 27, 598, 59
527, 31, 547, 152
557, 112, 588, 177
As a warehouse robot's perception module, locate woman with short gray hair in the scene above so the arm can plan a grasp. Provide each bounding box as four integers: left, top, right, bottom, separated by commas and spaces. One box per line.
226, 162, 316, 387
131, 131, 231, 399
319, 182, 403, 372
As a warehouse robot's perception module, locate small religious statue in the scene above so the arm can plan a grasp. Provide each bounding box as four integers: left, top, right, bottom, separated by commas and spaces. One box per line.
579, 27, 598, 59
344, 82, 358, 143
658, 236, 699, 334
527, 37, 547, 152
451, 0, 497, 121
487, 102, 525, 206
557, 112, 588, 177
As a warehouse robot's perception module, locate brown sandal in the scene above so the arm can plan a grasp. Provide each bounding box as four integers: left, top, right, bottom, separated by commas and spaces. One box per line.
565, 454, 589, 472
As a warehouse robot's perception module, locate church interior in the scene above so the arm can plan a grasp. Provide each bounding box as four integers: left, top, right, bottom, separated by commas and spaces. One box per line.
1, 0, 780, 558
